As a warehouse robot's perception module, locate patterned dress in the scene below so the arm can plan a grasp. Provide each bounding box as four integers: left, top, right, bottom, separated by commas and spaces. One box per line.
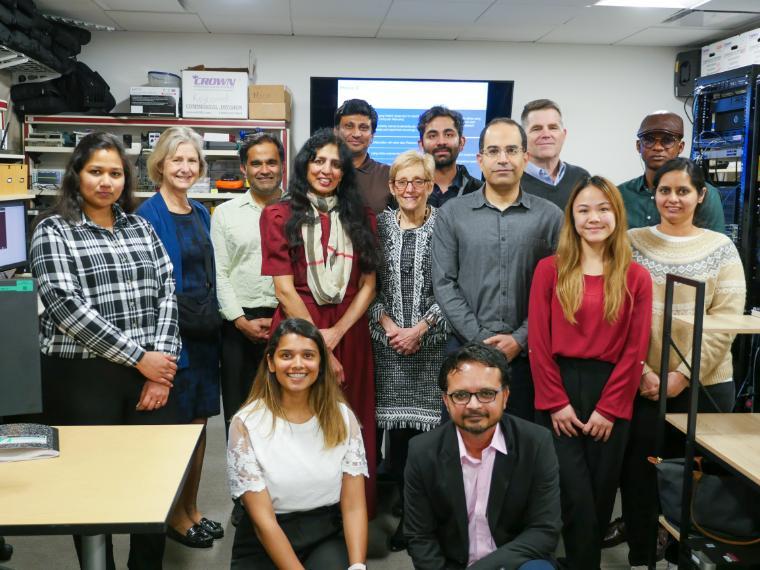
369, 208, 448, 431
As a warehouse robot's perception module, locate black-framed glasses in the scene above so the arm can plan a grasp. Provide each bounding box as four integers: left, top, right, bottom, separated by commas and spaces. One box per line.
392, 178, 430, 190
446, 389, 500, 405
480, 146, 523, 159
638, 134, 680, 149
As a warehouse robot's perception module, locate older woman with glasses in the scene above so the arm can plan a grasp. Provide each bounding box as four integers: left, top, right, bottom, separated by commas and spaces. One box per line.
368, 150, 448, 551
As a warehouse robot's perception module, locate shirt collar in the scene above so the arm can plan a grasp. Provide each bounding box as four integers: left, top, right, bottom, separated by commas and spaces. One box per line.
634, 174, 651, 193
525, 161, 566, 186
456, 422, 507, 463
472, 186, 532, 210
357, 153, 374, 173
79, 203, 128, 229
242, 189, 281, 210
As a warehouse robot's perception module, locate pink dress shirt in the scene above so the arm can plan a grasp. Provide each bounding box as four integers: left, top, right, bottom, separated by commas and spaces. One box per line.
456, 423, 508, 567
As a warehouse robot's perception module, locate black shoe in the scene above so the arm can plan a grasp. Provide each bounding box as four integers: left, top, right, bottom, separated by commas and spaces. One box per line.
231, 501, 245, 527
198, 517, 224, 539
166, 525, 213, 548
388, 520, 407, 552
601, 517, 626, 549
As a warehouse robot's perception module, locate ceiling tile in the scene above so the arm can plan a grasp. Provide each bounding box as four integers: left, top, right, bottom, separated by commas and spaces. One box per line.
194, 0, 292, 34
663, 10, 760, 29
291, 0, 391, 37
540, 6, 681, 43
457, 2, 579, 42
104, 11, 208, 32
616, 25, 727, 45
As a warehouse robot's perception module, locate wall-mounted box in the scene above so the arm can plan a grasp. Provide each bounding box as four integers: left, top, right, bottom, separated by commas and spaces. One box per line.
747, 29, 760, 66
701, 41, 723, 76
721, 33, 748, 72
248, 85, 292, 121
182, 67, 248, 119
130, 86, 180, 116
0, 164, 28, 195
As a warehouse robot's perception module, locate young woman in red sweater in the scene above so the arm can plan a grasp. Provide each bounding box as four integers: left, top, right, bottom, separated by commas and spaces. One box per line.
528, 175, 652, 570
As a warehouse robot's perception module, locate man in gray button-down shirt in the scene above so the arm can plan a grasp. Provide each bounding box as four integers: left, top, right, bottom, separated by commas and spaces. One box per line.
432, 118, 563, 421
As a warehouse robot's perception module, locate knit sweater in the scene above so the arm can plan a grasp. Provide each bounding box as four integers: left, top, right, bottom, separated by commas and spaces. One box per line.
629, 227, 746, 386
520, 162, 589, 211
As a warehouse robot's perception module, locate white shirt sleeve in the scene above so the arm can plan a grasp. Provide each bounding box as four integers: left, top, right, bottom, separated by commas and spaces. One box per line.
342, 407, 369, 478
227, 414, 266, 498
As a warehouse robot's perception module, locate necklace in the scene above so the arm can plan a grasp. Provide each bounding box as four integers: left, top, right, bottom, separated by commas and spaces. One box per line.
397, 206, 430, 229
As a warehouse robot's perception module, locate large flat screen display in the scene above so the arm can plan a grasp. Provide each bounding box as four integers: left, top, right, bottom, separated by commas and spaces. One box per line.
0, 200, 28, 272
311, 77, 514, 180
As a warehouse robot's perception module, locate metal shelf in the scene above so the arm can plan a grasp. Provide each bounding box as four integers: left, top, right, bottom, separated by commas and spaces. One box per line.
33, 189, 246, 201
0, 45, 59, 83
26, 144, 142, 157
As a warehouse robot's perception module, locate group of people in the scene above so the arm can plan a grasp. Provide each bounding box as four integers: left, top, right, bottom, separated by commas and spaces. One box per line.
24, 94, 744, 570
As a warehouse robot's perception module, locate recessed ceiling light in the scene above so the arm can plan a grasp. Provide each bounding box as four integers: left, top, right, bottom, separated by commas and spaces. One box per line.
594, 0, 710, 7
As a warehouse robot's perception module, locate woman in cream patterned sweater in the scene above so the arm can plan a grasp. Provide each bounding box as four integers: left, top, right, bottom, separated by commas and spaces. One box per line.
620, 157, 745, 569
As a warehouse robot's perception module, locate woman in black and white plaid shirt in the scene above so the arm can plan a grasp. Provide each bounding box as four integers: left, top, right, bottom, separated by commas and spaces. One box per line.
30, 132, 181, 569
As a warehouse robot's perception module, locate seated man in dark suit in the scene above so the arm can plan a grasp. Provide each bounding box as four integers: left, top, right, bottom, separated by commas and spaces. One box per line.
405, 343, 560, 570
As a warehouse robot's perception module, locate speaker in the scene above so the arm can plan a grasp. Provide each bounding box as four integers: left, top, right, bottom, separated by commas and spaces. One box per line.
675, 49, 701, 98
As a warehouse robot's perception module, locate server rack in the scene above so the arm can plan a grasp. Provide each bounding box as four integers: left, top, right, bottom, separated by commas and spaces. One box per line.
690, 65, 760, 410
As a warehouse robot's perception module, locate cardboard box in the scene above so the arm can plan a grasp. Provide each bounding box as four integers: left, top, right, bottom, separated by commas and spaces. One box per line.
182, 67, 248, 119
248, 85, 292, 121
747, 29, 760, 65
130, 86, 180, 116
0, 164, 28, 195
721, 33, 747, 73
701, 40, 723, 77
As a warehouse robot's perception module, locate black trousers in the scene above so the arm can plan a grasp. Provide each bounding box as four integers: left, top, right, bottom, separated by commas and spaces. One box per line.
620, 381, 735, 565
40, 353, 181, 570
536, 358, 629, 570
220, 308, 274, 433
231, 504, 348, 569
444, 335, 535, 423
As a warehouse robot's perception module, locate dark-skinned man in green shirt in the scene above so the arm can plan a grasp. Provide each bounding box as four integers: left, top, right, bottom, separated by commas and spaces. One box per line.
617, 111, 725, 232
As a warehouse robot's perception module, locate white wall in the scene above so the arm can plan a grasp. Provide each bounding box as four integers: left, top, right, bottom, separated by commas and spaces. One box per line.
80, 31, 687, 183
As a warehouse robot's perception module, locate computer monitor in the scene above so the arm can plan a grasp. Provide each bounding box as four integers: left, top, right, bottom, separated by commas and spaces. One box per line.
0, 199, 28, 272
310, 77, 514, 179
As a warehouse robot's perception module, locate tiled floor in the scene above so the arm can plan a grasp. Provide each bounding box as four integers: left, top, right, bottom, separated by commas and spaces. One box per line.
3, 412, 661, 569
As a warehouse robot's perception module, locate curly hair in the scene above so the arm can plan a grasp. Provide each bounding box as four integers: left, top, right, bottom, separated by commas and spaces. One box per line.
284, 128, 379, 273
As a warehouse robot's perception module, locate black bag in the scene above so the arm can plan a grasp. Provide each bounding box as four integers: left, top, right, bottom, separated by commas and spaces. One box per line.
654, 456, 760, 543
175, 209, 222, 340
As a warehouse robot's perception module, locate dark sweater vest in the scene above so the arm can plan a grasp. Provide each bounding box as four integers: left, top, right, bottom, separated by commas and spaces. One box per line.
521, 163, 589, 211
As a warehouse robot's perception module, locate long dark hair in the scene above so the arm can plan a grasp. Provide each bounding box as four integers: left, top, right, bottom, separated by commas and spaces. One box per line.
35, 132, 136, 227
284, 128, 379, 272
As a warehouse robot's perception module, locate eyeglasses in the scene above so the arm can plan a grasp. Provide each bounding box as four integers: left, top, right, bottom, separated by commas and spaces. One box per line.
446, 389, 500, 405
638, 134, 681, 149
480, 146, 524, 159
392, 178, 431, 190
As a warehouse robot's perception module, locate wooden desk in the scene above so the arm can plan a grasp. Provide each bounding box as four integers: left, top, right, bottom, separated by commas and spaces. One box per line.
0, 424, 202, 570
674, 314, 760, 334
666, 413, 760, 486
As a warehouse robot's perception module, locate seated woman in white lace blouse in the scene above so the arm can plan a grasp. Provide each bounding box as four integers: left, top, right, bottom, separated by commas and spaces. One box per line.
227, 317, 369, 570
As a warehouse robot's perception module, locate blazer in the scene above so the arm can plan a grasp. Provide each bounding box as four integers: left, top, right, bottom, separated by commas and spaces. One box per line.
404, 415, 561, 570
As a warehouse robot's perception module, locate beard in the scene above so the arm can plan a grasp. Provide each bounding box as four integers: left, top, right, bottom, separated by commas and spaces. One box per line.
433, 149, 457, 168
251, 179, 282, 196
455, 412, 498, 435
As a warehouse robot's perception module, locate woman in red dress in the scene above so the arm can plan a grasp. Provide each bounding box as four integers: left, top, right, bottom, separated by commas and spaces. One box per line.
260, 128, 380, 515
